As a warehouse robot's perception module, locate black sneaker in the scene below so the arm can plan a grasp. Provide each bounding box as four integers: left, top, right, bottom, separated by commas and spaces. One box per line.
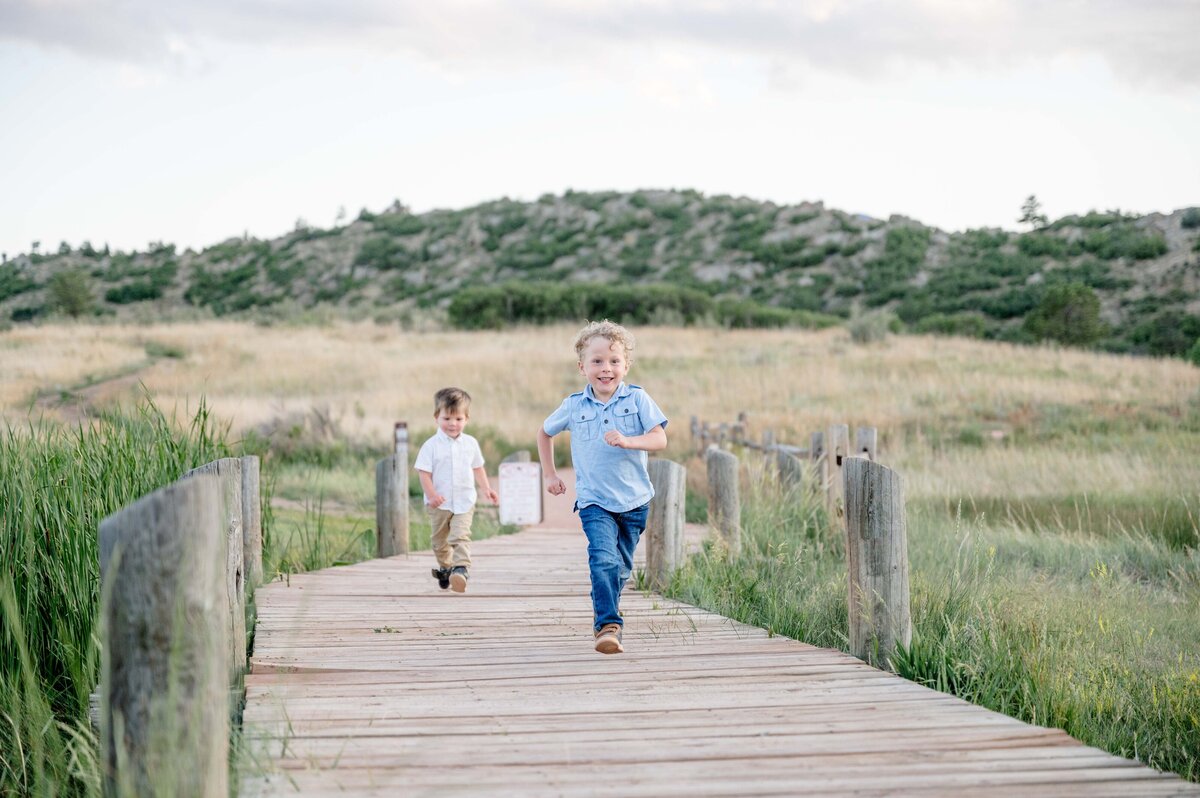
449, 566, 469, 593
431, 567, 450, 590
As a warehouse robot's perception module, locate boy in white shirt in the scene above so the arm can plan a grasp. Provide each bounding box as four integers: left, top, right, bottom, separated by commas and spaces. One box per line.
414, 387, 499, 593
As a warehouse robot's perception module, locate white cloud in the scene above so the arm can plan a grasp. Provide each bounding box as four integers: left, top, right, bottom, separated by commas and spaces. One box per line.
1, 1, 1197, 88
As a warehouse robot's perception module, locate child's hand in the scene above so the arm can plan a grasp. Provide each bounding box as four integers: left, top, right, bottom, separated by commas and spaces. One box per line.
604, 430, 630, 449
484, 488, 499, 504
545, 475, 566, 495
428, 493, 446, 509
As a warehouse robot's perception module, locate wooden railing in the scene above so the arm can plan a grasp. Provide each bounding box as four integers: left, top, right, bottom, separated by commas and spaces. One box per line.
686, 414, 911, 670
95, 456, 261, 796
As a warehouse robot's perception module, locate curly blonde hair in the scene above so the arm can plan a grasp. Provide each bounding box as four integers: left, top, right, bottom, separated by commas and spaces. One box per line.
573, 320, 636, 363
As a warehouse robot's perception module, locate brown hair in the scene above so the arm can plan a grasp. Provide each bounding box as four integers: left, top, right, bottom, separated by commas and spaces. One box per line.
433, 387, 471, 417
573, 320, 635, 363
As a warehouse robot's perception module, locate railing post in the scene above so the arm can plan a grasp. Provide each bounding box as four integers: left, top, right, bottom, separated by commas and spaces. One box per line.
99, 475, 229, 797
775, 447, 804, 489
855, 426, 878, 461
646, 459, 685, 591
376, 454, 410, 557
241, 455, 263, 588
705, 448, 740, 556
184, 457, 246, 680
826, 424, 850, 522
843, 457, 911, 670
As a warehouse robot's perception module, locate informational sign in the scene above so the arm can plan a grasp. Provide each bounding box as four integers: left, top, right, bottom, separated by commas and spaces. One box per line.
499, 462, 543, 526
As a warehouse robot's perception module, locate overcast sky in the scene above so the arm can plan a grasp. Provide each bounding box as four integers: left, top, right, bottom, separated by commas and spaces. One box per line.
1, 0, 1198, 258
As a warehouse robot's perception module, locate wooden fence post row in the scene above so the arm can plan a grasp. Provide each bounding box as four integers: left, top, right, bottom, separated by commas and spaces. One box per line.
705, 448, 741, 557
843, 457, 911, 671
99, 475, 230, 797
646, 459, 686, 591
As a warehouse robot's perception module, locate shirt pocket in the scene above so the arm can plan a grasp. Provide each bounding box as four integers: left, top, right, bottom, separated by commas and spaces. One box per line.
615, 404, 642, 436
573, 407, 600, 441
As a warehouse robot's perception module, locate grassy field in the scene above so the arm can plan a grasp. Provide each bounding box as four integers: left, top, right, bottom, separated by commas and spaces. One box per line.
2, 320, 1198, 787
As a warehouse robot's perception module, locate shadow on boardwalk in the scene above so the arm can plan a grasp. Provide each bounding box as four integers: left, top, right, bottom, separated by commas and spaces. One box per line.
241, 471, 1197, 797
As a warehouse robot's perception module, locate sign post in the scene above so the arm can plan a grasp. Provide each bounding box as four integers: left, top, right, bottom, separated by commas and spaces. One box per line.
499, 462, 542, 526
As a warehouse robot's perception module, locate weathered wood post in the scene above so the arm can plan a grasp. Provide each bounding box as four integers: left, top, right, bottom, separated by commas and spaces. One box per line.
826, 424, 850, 523
705, 447, 740, 556
376, 454, 409, 557
690, 416, 699, 447
99, 475, 229, 797
843, 457, 911, 670
241, 455, 263, 588
717, 423, 729, 449
646, 459, 685, 590
184, 457, 245, 679
775, 448, 804, 490
762, 428, 775, 449
699, 423, 712, 456
809, 430, 827, 499
855, 426, 878, 461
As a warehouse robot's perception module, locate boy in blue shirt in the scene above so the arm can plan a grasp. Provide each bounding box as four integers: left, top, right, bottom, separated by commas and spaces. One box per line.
537, 320, 668, 654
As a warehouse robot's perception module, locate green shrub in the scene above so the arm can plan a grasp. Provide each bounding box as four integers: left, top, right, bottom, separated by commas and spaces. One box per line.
355, 237, 413, 271
863, 226, 931, 305
0, 266, 36, 302
1187, 338, 1200, 366
185, 261, 259, 313
1017, 233, 1067, 258
10, 305, 44, 322
105, 280, 162, 303
976, 286, 1041, 319
47, 269, 93, 317
846, 309, 895, 343
1075, 226, 1168, 260
1024, 282, 1103, 346
1181, 208, 1200, 229
372, 213, 425, 236
1129, 311, 1200, 357
1049, 210, 1133, 230
912, 312, 988, 338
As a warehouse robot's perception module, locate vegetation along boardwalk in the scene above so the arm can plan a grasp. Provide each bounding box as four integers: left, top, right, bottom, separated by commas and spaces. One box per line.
243, 476, 1197, 797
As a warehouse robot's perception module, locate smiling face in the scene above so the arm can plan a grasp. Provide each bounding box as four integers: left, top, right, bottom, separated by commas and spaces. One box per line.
435, 407, 469, 439
578, 336, 630, 402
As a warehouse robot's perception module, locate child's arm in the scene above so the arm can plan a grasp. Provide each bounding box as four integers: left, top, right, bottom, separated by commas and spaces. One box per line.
417, 469, 445, 508
537, 428, 566, 495
473, 466, 499, 504
603, 424, 667, 452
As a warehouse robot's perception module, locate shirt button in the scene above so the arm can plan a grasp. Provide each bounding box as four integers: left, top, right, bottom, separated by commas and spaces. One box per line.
604, 419, 609, 424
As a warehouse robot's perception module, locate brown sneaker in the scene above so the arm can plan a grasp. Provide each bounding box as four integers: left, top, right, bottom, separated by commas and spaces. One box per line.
449, 566, 468, 593
594, 623, 624, 654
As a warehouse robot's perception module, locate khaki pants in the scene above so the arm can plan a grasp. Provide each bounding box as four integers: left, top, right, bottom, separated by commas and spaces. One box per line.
428, 506, 474, 569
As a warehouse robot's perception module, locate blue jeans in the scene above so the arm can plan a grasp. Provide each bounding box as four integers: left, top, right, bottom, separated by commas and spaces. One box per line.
577, 502, 650, 631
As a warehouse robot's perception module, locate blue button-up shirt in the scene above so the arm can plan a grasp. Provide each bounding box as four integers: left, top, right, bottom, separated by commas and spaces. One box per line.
543, 382, 669, 513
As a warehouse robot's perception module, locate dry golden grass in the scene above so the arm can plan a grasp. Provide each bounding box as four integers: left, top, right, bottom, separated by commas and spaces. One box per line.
3, 321, 1198, 498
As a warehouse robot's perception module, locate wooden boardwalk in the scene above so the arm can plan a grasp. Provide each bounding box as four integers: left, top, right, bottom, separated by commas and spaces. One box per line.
242, 475, 1197, 797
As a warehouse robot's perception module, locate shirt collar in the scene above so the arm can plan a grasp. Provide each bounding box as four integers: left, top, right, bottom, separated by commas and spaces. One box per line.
435, 428, 462, 444
584, 381, 630, 406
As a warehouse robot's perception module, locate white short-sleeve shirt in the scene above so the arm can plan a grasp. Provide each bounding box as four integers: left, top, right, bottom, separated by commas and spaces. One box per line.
413, 429, 485, 514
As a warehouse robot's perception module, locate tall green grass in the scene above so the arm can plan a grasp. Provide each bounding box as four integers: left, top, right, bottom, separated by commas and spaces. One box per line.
665, 466, 1200, 782
0, 400, 229, 796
